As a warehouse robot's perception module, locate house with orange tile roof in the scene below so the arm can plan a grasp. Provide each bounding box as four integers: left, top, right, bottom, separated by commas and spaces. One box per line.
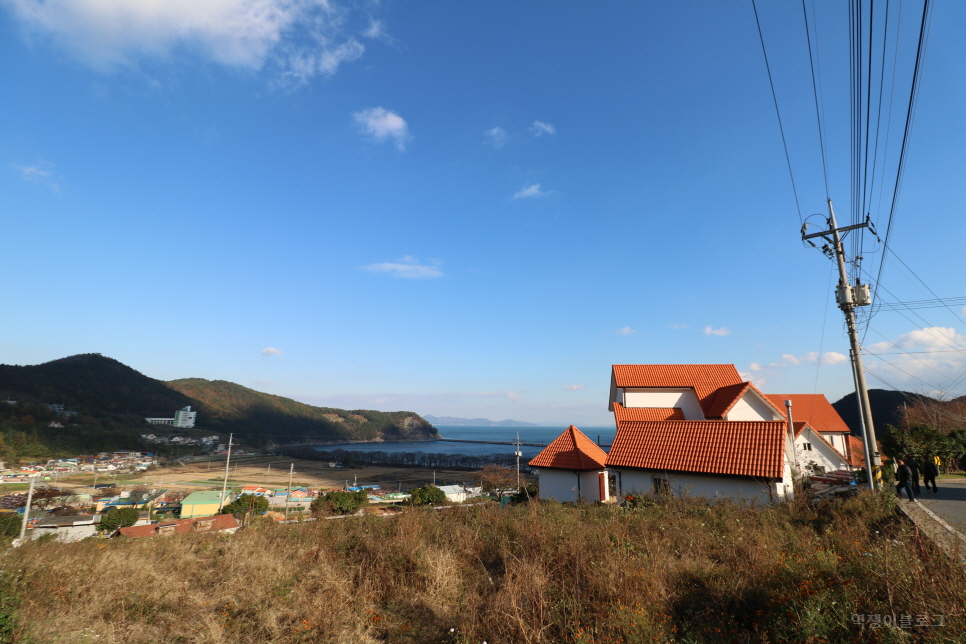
764, 394, 855, 467
605, 364, 866, 501
529, 425, 610, 503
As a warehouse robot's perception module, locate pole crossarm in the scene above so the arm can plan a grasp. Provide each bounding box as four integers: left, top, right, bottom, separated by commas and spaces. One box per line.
802, 221, 872, 240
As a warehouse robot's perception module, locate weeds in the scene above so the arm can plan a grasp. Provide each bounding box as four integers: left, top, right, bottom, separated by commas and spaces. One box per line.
2, 490, 964, 643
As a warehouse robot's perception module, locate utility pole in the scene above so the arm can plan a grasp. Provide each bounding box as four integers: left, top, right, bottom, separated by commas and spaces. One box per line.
219, 433, 233, 511
285, 463, 294, 520
514, 432, 522, 492
802, 199, 881, 488
17, 476, 36, 545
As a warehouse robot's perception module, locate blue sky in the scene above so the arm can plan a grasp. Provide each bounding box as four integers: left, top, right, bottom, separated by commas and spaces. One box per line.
3, 1, 966, 425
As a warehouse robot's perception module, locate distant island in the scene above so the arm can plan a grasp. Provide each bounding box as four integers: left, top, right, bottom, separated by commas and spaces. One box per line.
423, 415, 539, 427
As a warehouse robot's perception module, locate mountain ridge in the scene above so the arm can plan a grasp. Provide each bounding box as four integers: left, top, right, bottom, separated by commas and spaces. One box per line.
0, 354, 438, 449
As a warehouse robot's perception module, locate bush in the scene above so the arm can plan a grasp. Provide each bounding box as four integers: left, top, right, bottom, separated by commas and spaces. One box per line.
408, 485, 446, 506
98, 507, 139, 532
310, 490, 368, 516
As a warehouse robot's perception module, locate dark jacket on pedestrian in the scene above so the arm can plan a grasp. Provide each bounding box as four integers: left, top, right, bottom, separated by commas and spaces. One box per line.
896, 463, 912, 484
923, 460, 939, 478
905, 458, 921, 480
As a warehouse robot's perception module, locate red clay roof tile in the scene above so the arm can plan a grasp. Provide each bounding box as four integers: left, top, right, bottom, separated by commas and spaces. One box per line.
605, 420, 786, 479
613, 402, 685, 422
612, 364, 744, 416
528, 425, 608, 470
119, 514, 239, 538
764, 394, 852, 435
846, 435, 867, 467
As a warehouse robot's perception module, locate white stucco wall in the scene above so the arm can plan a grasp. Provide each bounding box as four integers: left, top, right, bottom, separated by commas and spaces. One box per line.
795, 429, 848, 473
620, 388, 705, 419
615, 468, 787, 503
726, 392, 784, 421
539, 469, 607, 503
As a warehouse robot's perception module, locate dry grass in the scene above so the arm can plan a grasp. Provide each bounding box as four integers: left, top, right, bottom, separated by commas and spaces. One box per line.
2, 491, 965, 643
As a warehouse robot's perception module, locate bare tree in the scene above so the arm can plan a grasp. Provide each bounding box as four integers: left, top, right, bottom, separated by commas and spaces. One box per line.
477, 464, 517, 500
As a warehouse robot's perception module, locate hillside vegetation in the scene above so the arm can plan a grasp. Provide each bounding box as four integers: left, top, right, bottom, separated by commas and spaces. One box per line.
167, 378, 439, 445
0, 354, 437, 457
2, 491, 963, 643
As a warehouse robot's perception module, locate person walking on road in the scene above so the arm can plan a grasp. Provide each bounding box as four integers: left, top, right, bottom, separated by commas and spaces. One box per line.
922, 456, 939, 494
904, 454, 922, 496
895, 458, 915, 502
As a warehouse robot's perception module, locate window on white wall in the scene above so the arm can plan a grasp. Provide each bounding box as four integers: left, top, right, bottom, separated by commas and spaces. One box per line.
652, 477, 670, 496
802, 443, 812, 451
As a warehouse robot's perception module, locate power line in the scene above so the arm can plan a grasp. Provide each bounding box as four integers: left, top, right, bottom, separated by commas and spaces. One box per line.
871, 0, 933, 310
751, 0, 803, 225
801, 0, 830, 198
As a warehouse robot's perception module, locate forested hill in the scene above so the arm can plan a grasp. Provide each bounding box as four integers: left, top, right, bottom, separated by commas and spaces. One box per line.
0, 354, 438, 448
166, 378, 439, 445
0, 354, 192, 415
831, 389, 929, 439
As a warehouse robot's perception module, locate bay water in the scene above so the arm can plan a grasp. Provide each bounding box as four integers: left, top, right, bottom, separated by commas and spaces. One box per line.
315, 425, 616, 460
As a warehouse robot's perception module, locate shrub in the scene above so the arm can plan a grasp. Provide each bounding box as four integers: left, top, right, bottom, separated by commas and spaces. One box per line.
98, 507, 139, 532
408, 485, 446, 506
310, 490, 368, 516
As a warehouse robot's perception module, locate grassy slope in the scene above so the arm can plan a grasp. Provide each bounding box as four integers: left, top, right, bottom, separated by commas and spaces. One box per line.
4, 491, 964, 643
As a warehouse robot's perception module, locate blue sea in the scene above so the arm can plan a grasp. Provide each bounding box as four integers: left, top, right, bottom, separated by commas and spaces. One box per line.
315, 425, 616, 459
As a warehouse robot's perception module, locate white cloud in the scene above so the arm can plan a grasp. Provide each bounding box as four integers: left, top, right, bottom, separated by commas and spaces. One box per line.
8, 0, 369, 83
530, 121, 556, 136
703, 325, 730, 336
864, 326, 966, 392
260, 347, 284, 356
353, 107, 410, 151
14, 161, 60, 191
361, 255, 443, 279
484, 126, 508, 149
616, 326, 636, 336
513, 183, 550, 199
669, 323, 689, 330
563, 384, 585, 391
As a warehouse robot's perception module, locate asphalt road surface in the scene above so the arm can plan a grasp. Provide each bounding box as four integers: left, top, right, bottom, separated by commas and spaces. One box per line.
917, 477, 966, 535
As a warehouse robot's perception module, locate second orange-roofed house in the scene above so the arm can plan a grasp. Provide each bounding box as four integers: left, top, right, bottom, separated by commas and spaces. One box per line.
529, 425, 610, 503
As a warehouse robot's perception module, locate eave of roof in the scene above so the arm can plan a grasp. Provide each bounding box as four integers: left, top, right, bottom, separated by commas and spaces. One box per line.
611, 364, 744, 416
612, 402, 686, 422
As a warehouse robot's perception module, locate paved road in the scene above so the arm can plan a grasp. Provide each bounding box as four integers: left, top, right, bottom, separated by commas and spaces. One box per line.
917, 478, 966, 535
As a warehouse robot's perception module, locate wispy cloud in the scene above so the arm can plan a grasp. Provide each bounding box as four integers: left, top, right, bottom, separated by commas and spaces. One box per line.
563, 384, 585, 391
669, 323, 689, 330
865, 326, 966, 393
353, 107, 410, 150
743, 350, 850, 386
8, 0, 370, 83
530, 121, 556, 136
513, 183, 550, 199
484, 126, 508, 149
780, 351, 848, 366
703, 325, 730, 336
14, 161, 60, 192
616, 326, 636, 336
361, 255, 443, 279
260, 347, 284, 356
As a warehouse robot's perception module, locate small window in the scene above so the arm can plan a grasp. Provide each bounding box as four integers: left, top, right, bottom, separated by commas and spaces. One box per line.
652, 477, 670, 496
802, 443, 812, 451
